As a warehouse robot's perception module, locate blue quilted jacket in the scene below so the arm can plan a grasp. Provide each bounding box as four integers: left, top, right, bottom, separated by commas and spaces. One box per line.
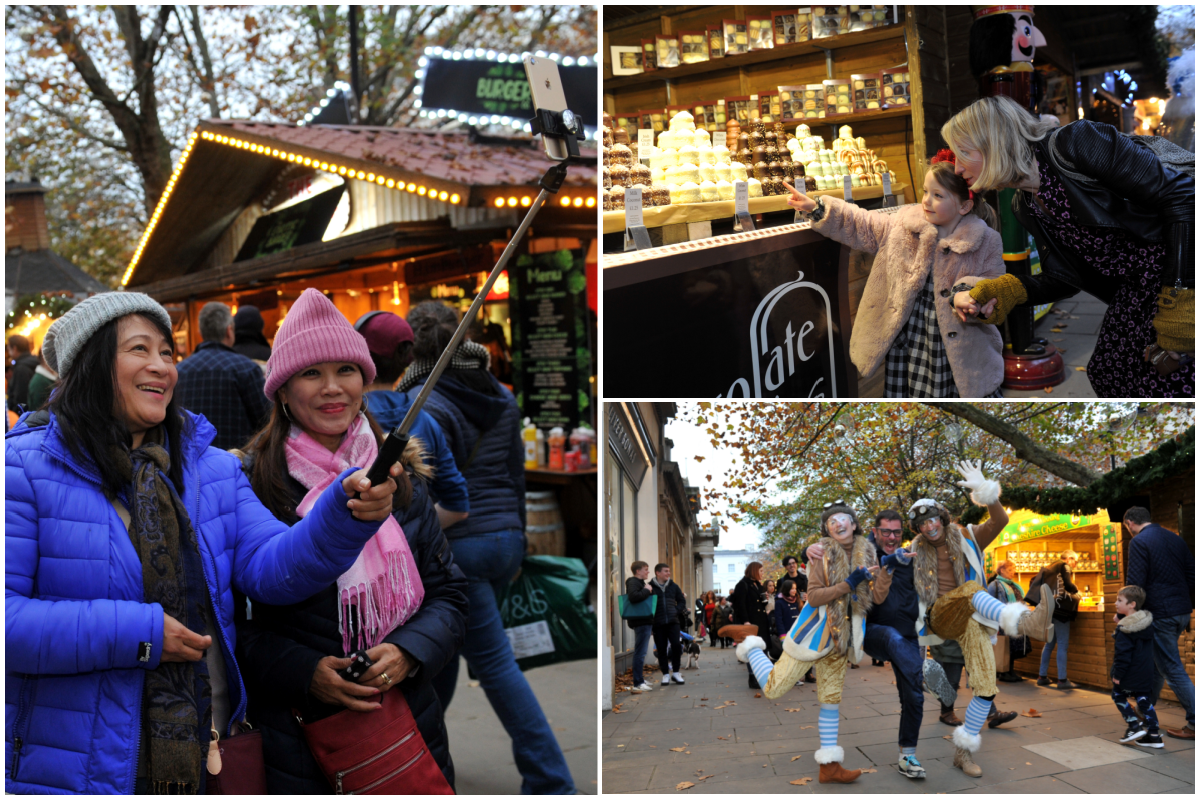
5, 410, 383, 794
405, 372, 526, 537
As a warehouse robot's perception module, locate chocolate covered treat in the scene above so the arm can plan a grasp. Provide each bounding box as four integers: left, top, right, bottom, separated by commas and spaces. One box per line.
629, 163, 652, 186
750, 119, 766, 148
614, 127, 630, 145
610, 164, 631, 187
804, 175, 817, 192
603, 166, 612, 189
767, 176, 784, 196
609, 143, 633, 166
603, 112, 613, 128
648, 184, 671, 206
769, 159, 783, 178
602, 188, 613, 211
754, 160, 770, 180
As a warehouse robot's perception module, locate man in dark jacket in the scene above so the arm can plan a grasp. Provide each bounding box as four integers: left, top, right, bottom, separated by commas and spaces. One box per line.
1111, 585, 1163, 747
1125, 506, 1195, 738
625, 561, 655, 693
649, 563, 688, 686
1035, 552, 1081, 689
6, 334, 39, 412
232, 305, 272, 363
175, 302, 272, 451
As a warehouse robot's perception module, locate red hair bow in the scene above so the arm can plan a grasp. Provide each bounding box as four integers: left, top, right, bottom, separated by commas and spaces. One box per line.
931, 148, 974, 200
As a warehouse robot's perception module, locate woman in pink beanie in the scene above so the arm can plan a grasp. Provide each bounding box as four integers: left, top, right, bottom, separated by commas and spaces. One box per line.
237, 288, 468, 792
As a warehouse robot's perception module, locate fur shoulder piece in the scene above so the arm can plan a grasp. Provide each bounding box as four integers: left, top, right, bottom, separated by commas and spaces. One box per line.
1117, 609, 1154, 633
897, 203, 939, 237
895, 205, 994, 254
821, 536, 877, 656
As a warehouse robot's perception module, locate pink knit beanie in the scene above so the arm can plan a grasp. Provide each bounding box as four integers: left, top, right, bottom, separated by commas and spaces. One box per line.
264, 288, 376, 399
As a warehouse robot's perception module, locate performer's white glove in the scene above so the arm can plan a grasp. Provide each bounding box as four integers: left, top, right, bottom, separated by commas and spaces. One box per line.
956, 459, 1000, 507
735, 635, 767, 663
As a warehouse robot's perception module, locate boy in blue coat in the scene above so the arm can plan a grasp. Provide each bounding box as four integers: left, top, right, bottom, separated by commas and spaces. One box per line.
1112, 585, 1163, 748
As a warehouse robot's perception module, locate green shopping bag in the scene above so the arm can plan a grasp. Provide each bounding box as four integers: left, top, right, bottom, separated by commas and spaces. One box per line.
497, 555, 597, 670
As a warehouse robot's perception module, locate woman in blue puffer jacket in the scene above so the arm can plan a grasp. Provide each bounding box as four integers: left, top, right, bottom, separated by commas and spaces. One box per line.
4, 293, 400, 795
402, 301, 576, 794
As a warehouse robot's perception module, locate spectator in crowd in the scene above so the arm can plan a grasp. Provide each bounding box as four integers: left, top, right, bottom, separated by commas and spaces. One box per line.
764, 579, 778, 623
232, 305, 272, 365
1036, 550, 1081, 689
625, 561, 655, 693
649, 563, 688, 685
732, 562, 779, 688
355, 310, 469, 529
783, 553, 815, 681
775, 579, 802, 640
1125, 506, 1195, 739
25, 352, 58, 410
175, 302, 272, 451
1111, 585, 1164, 748
5, 291, 400, 794
6, 334, 39, 412
233, 288, 469, 791
988, 559, 1026, 683
712, 595, 734, 648
404, 300, 576, 793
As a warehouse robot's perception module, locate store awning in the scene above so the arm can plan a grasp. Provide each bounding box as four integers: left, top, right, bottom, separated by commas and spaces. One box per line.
984, 510, 1109, 552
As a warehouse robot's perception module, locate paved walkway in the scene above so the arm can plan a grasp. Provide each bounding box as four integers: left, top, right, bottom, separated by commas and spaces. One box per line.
444, 656, 597, 794
602, 645, 1193, 793
1000, 293, 1107, 398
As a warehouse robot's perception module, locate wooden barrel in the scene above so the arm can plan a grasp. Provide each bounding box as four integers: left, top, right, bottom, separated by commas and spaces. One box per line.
525, 491, 566, 556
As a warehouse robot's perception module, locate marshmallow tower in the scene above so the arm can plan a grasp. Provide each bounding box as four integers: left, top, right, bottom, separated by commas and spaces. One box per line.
649, 111, 738, 204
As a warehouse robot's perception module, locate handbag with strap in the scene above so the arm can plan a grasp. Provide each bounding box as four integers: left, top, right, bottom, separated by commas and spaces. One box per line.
295, 689, 453, 795
205, 721, 267, 795
617, 593, 657, 620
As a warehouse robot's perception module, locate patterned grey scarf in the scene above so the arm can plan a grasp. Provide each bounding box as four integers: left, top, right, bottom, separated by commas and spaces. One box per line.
397, 340, 491, 393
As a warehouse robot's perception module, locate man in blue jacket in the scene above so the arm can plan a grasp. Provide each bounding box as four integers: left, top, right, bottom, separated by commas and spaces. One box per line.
1124, 506, 1195, 739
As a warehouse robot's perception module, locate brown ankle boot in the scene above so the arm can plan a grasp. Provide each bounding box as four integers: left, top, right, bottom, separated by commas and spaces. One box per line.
1017, 584, 1057, 642
953, 746, 982, 777
819, 761, 863, 784
940, 708, 963, 726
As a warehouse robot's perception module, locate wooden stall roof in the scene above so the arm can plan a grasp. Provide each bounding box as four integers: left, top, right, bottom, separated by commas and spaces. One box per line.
124, 119, 597, 289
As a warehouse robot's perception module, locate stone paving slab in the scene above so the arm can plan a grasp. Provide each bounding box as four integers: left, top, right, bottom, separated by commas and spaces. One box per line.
1052, 761, 1192, 794
1022, 735, 1151, 770
955, 775, 1085, 793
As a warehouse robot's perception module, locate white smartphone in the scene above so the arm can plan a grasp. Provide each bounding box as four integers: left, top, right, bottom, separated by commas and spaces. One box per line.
524, 54, 570, 161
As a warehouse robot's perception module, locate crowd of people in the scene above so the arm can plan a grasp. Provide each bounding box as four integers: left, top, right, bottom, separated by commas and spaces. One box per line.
621, 465, 1196, 786
5, 289, 578, 794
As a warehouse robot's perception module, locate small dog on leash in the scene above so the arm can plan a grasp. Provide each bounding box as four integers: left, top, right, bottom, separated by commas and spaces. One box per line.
685, 638, 701, 669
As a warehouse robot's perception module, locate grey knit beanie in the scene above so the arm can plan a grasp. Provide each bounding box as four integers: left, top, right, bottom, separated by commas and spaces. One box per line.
42, 291, 173, 377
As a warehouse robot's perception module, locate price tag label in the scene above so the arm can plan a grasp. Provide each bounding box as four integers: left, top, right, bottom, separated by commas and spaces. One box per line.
637, 128, 655, 153
625, 186, 644, 228
734, 180, 749, 214
882, 172, 892, 196
843, 175, 854, 203
713, 131, 727, 149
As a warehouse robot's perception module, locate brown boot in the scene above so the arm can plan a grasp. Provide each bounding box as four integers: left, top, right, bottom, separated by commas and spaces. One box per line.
940, 708, 963, 726
818, 761, 863, 784
953, 747, 983, 777
1015, 584, 1056, 642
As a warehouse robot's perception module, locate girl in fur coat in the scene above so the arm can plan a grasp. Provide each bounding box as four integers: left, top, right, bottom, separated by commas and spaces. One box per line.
735, 502, 896, 784
784, 155, 1007, 398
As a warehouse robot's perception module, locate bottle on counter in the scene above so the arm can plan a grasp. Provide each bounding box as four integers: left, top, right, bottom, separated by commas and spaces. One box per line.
522, 418, 539, 470
536, 427, 546, 467
570, 426, 596, 468
548, 426, 566, 471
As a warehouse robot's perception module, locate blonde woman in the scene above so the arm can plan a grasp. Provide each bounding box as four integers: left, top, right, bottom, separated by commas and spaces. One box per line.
943, 95, 1195, 398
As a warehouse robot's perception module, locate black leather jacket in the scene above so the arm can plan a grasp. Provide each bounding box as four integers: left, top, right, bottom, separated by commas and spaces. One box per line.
1012, 120, 1194, 306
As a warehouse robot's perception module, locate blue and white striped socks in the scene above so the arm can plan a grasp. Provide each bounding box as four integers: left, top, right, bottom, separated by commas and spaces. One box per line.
819, 704, 840, 749
963, 696, 991, 737
747, 647, 774, 688
971, 590, 1007, 623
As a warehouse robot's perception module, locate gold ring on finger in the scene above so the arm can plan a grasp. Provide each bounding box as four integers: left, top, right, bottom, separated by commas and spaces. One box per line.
381, 672, 392, 685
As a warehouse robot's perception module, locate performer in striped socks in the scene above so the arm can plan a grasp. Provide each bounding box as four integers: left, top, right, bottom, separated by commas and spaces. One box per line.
736, 501, 892, 784
907, 461, 1058, 778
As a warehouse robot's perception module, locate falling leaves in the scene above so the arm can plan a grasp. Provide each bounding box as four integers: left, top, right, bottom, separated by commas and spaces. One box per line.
790, 777, 813, 785
675, 781, 695, 791
1021, 709, 1042, 718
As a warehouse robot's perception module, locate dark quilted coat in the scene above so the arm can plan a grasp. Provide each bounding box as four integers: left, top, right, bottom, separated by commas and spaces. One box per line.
1126, 523, 1195, 618
235, 458, 468, 792
1111, 609, 1156, 693
5, 410, 384, 795
405, 371, 526, 538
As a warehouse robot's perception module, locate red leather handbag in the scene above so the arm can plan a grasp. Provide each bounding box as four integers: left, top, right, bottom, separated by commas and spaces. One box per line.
206, 722, 267, 795
295, 689, 453, 795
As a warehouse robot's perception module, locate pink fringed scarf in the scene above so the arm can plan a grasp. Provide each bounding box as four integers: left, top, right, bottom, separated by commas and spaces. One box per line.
284, 414, 424, 654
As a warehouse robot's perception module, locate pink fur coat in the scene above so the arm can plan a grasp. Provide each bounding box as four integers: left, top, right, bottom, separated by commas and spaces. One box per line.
811, 197, 1006, 397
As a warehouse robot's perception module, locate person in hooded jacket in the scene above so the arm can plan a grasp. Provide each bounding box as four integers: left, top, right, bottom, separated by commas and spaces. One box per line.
232, 305, 272, 365
4, 292, 401, 795
403, 301, 576, 794
1110, 585, 1163, 747
231, 288, 469, 792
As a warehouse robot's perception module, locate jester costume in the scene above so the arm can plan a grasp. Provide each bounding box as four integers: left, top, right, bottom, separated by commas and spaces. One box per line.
736, 503, 892, 784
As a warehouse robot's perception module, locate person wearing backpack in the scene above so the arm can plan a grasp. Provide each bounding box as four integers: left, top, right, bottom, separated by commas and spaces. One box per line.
943, 95, 1195, 399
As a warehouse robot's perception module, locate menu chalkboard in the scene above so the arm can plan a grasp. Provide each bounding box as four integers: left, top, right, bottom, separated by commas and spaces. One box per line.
511, 249, 589, 430
235, 185, 344, 262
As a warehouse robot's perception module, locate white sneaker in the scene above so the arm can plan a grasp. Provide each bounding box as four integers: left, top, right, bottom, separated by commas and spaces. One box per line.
661, 674, 671, 685
671, 672, 686, 684
631, 682, 654, 693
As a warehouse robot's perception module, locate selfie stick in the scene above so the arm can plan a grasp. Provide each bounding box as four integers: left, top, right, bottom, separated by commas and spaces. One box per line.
361, 108, 589, 488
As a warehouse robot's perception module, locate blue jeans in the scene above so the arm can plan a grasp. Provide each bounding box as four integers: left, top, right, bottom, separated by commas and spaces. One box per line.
1039, 619, 1072, 679
863, 624, 924, 749
1149, 613, 1195, 726
430, 530, 575, 794
631, 624, 652, 685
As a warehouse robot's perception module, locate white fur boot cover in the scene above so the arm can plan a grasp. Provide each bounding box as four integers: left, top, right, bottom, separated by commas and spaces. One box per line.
735, 635, 766, 663
813, 745, 845, 765
953, 725, 983, 754
999, 602, 1027, 637
970, 480, 1000, 507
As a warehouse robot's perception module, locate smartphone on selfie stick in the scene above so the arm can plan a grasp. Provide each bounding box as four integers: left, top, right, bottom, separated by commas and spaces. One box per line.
359, 55, 589, 490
